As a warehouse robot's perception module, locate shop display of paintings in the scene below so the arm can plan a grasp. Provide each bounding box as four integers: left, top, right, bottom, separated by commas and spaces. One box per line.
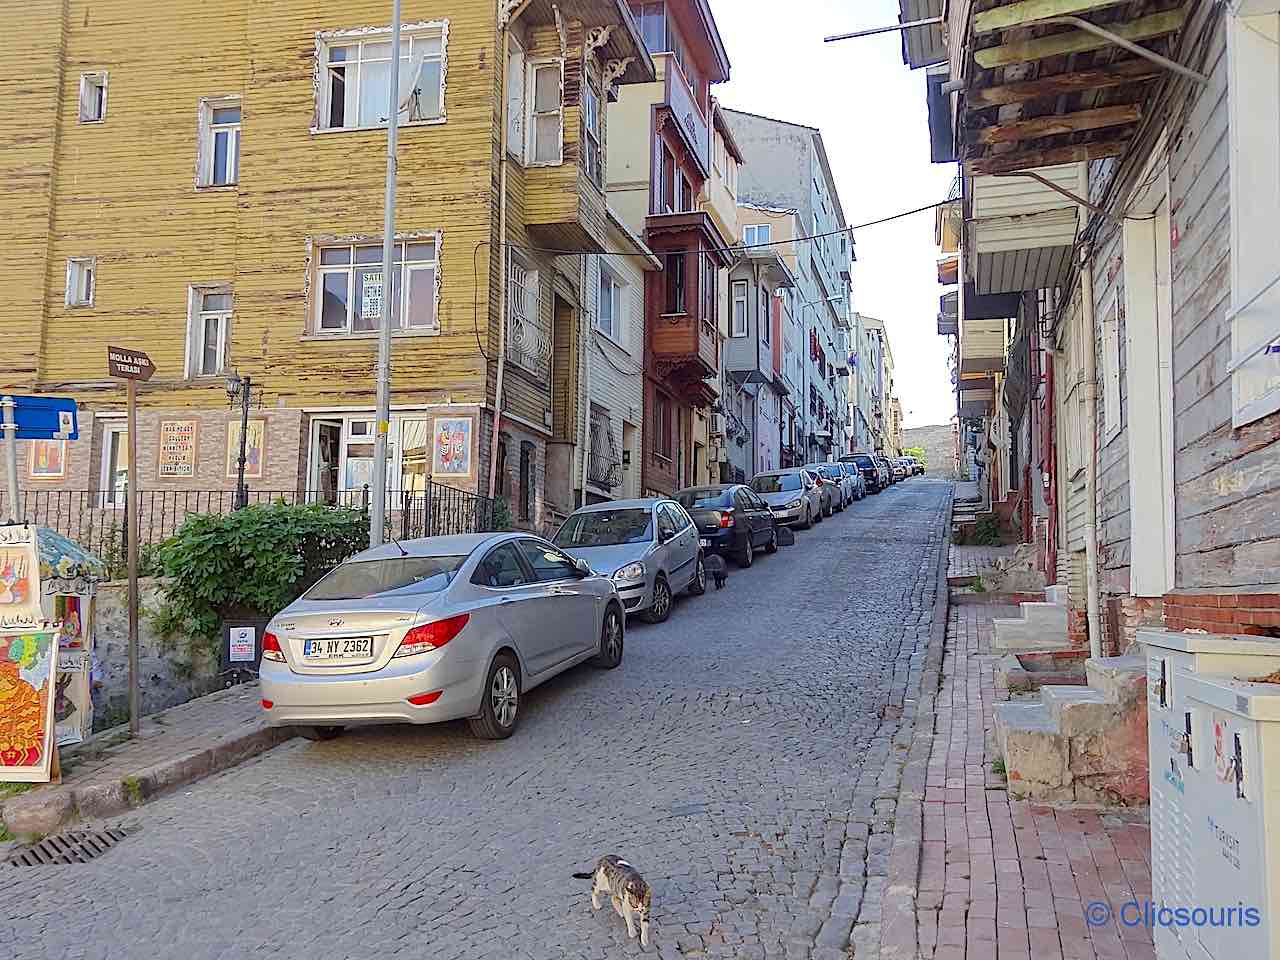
0, 627, 59, 780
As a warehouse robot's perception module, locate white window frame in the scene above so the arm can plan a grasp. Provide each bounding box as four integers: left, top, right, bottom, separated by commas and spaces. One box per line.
65, 257, 95, 307
186, 285, 233, 378
1227, 10, 1280, 426
743, 223, 772, 247
311, 235, 441, 337
1100, 292, 1122, 443
197, 97, 242, 188
582, 77, 604, 187
79, 72, 108, 123
760, 287, 771, 347
526, 58, 564, 166
731, 280, 748, 338
505, 35, 526, 159
596, 264, 624, 344
313, 21, 449, 134
99, 422, 128, 508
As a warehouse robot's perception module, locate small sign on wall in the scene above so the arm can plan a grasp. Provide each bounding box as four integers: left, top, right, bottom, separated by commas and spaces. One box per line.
226, 419, 266, 480
158, 419, 198, 479
221, 619, 269, 671
27, 439, 66, 480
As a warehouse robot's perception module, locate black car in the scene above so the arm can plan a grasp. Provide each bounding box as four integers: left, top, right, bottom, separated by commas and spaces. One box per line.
841, 452, 883, 494
673, 484, 779, 568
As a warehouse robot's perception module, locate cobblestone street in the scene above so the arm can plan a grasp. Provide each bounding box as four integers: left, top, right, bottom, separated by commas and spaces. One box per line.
6, 481, 952, 960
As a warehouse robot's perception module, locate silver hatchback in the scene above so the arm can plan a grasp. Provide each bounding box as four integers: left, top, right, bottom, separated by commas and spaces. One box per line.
554, 498, 706, 622
260, 533, 624, 741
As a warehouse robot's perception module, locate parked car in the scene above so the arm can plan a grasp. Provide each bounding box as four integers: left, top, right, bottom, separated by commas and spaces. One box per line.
806, 462, 855, 511
674, 484, 779, 567
873, 454, 893, 487
911, 457, 925, 475
554, 498, 705, 623
750, 468, 823, 529
836, 461, 867, 499
260, 532, 625, 742
841, 452, 882, 494
891, 458, 909, 482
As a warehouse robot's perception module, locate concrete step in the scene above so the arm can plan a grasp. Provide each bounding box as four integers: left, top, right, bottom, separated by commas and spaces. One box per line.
991, 616, 1070, 652
1085, 653, 1147, 705
1040, 684, 1116, 737
1045, 584, 1069, 606
993, 701, 1070, 801
1019, 601, 1068, 629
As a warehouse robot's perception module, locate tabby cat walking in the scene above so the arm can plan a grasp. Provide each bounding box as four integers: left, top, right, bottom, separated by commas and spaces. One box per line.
572, 854, 653, 947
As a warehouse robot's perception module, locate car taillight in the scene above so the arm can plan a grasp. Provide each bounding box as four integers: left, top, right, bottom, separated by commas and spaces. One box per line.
719, 510, 735, 528
407, 690, 443, 706
262, 631, 286, 663
394, 613, 470, 658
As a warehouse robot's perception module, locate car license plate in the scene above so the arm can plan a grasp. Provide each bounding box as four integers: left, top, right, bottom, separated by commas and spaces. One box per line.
303, 637, 374, 661
699, 538, 710, 547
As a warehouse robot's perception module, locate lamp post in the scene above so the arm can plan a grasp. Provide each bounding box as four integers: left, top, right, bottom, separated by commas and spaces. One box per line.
226, 372, 252, 509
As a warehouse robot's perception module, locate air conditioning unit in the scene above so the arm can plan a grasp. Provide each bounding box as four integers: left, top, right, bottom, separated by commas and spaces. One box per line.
1139, 628, 1280, 960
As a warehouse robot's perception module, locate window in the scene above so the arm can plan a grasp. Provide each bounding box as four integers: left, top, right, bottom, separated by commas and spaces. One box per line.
308, 555, 465, 599
731, 280, 748, 337
583, 80, 603, 186
198, 99, 241, 187
656, 503, 677, 541
318, 25, 445, 131
760, 288, 771, 346
65, 258, 95, 307
100, 423, 128, 507
79, 73, 107, 122
597, 265, 623, 341
1227, 10, 1280, 426
743, 224, 771, 247
660, 146, 676, 212
314, 238, 438, 335
654, 392, 673, 459
507, 257, 548, 374
678, 173, 693, 212
506, 37, 526, 158
189, 288, 232, 377
528, 60, 563, 165
474, 542, 529, 588
664, 252, 685, 314
700, 254, 715, 324
1101, 296, 1122, 441
517, 539, 579, 582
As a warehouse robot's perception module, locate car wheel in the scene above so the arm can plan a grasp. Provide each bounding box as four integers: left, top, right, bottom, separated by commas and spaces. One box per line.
299, 725, 344, 741
765, 525, 779, 554
687, 553, 707, 596
799, 506, 812, 530
641, 575, 673, 623
468, 653, 521, 740
822, 499, 832, 518
739, 536, 754, 568
593, 604, 624, 668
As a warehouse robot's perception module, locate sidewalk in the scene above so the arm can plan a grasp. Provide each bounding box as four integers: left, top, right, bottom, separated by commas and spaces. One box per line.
915, 603, 1154, 960
946, 544, 1017, 584
1, 681, 294, 840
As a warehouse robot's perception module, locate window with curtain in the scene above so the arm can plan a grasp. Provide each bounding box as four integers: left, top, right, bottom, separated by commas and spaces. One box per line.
319, 26, 445, 130
314, 238, 438, 335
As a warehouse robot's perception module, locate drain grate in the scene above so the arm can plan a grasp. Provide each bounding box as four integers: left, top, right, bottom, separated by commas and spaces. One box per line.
5, 827, 131, 866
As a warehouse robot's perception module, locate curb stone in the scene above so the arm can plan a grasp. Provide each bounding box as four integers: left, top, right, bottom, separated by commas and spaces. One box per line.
876, 486, 952, 960
0, 724, 297, 840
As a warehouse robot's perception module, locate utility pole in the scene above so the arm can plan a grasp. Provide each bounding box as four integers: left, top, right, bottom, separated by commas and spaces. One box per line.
370, 0, 403, 548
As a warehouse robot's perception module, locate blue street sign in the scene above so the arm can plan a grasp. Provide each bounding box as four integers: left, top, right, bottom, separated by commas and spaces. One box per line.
2, 396, 80, 441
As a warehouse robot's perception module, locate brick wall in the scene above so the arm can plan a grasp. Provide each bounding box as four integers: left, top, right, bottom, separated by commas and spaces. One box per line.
1162, 592, 1280, 638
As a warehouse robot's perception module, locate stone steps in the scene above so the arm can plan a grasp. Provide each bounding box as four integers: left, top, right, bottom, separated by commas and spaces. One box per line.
993, 655, 1148, 804
992, 595, 1069, 652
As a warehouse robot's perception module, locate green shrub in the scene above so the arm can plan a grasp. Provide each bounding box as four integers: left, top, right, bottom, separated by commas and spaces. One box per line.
152, 503, 368, 660
972, 515, 1002, 546
490, 496, 514, 532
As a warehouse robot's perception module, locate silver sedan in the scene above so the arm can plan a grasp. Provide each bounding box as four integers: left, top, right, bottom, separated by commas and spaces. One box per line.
260, 533, 625, 741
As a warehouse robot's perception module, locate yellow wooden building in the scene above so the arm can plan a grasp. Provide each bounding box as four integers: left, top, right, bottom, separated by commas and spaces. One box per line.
2, 0, 652, 528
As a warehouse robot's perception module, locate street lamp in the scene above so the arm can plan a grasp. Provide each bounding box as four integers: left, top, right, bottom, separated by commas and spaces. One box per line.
226, 371, 253, 509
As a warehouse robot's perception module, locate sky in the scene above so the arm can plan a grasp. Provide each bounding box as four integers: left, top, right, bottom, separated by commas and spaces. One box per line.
709, 0, 956, 428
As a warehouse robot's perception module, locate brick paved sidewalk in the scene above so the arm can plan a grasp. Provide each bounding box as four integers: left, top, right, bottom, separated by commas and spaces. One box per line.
2, 681, 293, 839
915, 604, 1154, 960
947, 544, 1018, 583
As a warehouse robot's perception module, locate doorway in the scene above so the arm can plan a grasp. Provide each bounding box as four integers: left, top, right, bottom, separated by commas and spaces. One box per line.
309, 420, 342, 505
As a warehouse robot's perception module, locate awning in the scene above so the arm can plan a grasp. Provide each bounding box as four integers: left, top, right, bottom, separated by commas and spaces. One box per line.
37, 527, 108, 591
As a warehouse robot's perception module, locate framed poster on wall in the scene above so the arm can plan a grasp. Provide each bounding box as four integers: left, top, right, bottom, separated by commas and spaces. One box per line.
432, 417, 473, 478
0, 627, 60, 780
158, 419, 198, 479
27, 439, 66, 480
226, 418, 266, 480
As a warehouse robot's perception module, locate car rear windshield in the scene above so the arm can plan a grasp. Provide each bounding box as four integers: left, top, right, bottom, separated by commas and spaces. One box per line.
674, 488, 733, 509
554, 509, 653, 547
850, 455, 875, 468
752, 473, 802, 493
304, 555, 467, 600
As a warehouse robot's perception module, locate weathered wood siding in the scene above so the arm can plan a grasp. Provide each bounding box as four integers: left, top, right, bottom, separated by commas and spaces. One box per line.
1167, 20, 1280, 589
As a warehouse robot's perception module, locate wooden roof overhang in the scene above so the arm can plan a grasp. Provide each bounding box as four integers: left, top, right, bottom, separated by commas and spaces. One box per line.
953, 0, 1189, 177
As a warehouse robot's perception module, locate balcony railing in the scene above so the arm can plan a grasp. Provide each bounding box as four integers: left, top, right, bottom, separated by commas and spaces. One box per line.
663, 55, 710, 176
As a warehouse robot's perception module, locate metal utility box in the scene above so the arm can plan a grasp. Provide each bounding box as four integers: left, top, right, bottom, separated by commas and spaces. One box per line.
1181, 672, 1280, 960
1138, 629, 1280, 960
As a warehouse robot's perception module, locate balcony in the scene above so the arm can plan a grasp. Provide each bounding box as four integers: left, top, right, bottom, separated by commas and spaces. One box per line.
657, 54, 710, 178
524, 162, 610, 253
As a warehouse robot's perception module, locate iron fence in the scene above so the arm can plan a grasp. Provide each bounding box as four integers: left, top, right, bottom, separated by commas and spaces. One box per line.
0, 481, 504, 575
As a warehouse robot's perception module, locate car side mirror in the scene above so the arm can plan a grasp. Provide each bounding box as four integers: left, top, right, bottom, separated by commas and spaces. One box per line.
573, 557, 592, 577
